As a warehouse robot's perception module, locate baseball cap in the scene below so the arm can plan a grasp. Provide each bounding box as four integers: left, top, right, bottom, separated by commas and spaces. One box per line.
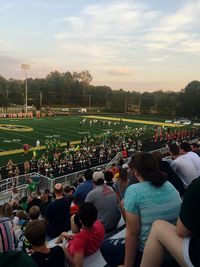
122, 163, 129, 169
93, 171, 105, 182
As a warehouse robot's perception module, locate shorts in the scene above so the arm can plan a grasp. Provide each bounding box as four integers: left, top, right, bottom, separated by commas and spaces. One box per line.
183, 237, 194, 267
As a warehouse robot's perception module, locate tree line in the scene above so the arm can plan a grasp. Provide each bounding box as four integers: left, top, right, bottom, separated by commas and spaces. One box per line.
0, 70, 200, 117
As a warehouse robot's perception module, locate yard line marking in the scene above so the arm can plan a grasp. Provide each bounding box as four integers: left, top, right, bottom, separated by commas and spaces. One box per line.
84, 115, 184, 128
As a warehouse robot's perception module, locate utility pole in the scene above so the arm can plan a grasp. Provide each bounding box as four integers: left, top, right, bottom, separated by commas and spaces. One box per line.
138, 93, 141, 115
88, 94, 92, 109
40, 91, 43, 108
21, 64, 30, 114
125, 97, 127, 114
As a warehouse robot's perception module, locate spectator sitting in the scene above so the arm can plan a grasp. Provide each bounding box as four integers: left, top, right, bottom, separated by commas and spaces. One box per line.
10, 187, 20, 204
191, 142, 200, 156
29, 205, 41, 220
140, 177, 200, 267
15, 210, 28, 228
56, 202, 105, 267
26, 192, 42, 213
0, 203, 15, 253
180, 141, 200, 177
101, 152, 182, 267
113, 167, 129, 201
104, 170, 115, 189
25, 220, 65, 267
73, 169, 94, 206
40, 193, 51, 218
169, 143, 199, 189
152, 151, 185, 197
85, 171, 121, 233
78, 177, 84, 185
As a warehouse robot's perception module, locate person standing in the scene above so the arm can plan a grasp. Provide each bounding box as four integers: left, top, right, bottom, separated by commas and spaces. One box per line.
36, 140, 40, 149
85, 171, 121, 233
45, 183, 71, 239
73, 169, 94, 206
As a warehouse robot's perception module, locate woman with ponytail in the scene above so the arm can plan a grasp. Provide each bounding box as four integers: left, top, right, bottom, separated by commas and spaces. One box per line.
101, 152, 182, 267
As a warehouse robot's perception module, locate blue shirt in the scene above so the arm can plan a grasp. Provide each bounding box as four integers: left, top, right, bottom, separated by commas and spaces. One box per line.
124, 181, 182, 251
73, 180, 94, 206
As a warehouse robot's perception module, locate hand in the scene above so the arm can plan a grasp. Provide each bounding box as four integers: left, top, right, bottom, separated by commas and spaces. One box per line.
55, 232, 73, 244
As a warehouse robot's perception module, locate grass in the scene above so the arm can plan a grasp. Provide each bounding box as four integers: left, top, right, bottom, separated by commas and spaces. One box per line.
0, 114, 192, 166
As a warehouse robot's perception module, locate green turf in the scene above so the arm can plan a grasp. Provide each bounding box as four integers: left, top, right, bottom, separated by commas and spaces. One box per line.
0, 114, 194, 166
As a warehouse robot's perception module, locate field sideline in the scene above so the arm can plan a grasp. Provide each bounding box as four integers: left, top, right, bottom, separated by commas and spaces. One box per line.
84, 115, 183, 128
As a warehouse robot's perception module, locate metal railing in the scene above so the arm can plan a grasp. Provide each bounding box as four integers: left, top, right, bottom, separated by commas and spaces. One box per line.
0, 184, 29, 205
0, 137, 199, 202
51, 163, 109, 189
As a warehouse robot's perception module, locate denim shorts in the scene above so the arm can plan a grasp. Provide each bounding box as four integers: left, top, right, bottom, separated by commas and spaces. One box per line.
183, 237, 194, 267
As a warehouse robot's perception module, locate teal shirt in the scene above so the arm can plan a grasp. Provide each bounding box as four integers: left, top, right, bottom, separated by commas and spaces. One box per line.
124, 181, 182, 251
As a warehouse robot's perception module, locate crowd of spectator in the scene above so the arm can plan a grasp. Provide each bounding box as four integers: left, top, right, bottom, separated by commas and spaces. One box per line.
1, 134, 200, 266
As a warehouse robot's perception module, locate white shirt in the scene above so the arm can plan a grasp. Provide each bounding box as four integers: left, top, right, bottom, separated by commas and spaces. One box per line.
36, 140, 40, 147
171, 154, 198, 188
184, 151, 200, 176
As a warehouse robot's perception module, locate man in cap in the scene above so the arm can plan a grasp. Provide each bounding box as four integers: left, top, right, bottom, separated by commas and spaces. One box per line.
85, 171, 121, 233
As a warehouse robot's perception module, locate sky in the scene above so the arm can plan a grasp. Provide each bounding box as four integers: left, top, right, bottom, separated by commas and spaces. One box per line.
0, 0, 200, 92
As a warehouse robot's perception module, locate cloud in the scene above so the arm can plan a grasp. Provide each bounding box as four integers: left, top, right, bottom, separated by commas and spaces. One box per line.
0, 39, 11, 52
63, 16, 84, 29
145, 0, 200, 54
52, 0, 200, 75
0, 55, 23, 78
106, 68, 133, 76
148, 55, 170, 62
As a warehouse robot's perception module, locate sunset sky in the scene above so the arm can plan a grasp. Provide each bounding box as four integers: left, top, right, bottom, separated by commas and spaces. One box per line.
0, 0, 200, 92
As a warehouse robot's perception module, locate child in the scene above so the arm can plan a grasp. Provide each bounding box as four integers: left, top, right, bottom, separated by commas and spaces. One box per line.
24, 220, 65, 267
56, 202, 105, 267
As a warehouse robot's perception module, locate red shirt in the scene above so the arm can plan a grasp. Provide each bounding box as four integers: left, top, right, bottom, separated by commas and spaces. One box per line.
67, 220, 105, 256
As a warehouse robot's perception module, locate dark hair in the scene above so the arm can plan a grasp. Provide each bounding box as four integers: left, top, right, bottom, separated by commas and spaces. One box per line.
84, 169, 93, 180
0, 202, 13, 217
168, 143, 180, 156
64, 185, 71, 194
152, 151, 163, 164
94, 179, 104, 185
29, 205, 40, 220
191, 143, 199, 149
78, 177, 84, 184
132, 152, 166, 187
180, 142, 191, 152
119, 168, 128, 184
25, 220, 46, 247
104, 171, 114, 182
79, 202, 97, 227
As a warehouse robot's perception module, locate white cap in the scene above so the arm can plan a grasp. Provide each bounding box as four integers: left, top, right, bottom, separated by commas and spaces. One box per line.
93, 171, 105, 182
122, 163, 129, 169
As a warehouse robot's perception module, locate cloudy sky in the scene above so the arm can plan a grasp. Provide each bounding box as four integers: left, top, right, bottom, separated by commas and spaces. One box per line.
0, 0, 200, 91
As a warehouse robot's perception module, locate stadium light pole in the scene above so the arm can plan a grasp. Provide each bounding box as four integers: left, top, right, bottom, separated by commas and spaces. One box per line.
21, 64, 30, 114
88, 94, 92, 109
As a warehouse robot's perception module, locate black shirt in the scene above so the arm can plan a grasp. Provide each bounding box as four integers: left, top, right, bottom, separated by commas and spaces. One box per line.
31, 246, 65, 267
45, 197, 71, 238
159, 160, 185, 196
179, 177, 200, 266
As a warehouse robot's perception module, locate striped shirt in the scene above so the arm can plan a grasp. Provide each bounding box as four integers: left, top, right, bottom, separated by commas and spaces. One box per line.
0, 217, 15, 252
124, 181, 182, 251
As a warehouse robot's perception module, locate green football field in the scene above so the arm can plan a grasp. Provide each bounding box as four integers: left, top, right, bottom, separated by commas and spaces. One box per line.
0, 115, 141, 151
0, 114, 190, 166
